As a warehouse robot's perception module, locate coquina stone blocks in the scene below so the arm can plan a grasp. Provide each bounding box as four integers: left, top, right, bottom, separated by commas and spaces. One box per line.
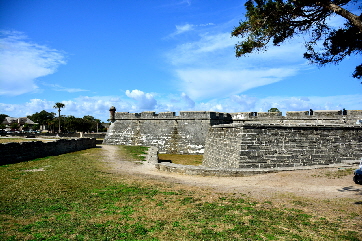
0, 138, 96, 165
104, 109, 362, 168
103, 111, 232, 154
203, 124, 362, 169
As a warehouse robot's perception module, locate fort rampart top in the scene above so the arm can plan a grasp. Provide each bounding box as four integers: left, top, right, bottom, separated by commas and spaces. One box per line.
113, 111, 230, 120
110, 109, 362, 125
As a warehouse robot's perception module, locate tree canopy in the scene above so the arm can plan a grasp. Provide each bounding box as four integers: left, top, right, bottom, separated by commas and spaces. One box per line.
268, 108, 281, 112
0, 114, 9, 124
27, 110, 55, 125
232, 0, 362, 79
1, 110, 106, 133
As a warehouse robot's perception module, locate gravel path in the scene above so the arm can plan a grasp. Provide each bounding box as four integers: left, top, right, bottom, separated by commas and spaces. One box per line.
99, 145, 362, 201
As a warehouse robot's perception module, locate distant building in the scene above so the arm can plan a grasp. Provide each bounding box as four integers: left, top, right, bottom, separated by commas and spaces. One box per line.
1, 117, 36, 131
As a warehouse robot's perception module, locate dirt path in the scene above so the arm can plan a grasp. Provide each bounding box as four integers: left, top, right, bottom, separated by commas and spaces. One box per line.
99, 145, 362, 201
98, 144, 362, 228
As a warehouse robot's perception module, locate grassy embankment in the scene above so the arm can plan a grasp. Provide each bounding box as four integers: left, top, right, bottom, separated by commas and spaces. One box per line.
0, 143, 360, 240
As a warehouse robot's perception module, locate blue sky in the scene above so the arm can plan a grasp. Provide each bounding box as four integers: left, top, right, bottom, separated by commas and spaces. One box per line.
1, 0, 361, 122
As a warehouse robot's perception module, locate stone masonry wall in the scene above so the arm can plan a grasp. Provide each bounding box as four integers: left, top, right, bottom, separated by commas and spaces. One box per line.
0, 138, 96, 165
203, 124, 362, 169
103, 111, 232, 154
103, 109, 362, 158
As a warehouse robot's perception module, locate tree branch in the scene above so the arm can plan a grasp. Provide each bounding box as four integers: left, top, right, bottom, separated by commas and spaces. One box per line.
317, 2, 362, 32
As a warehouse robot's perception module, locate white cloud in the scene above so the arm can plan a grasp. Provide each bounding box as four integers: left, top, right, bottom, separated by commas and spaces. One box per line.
0, 30, 66, 96
168, 22, 216, 38
181, 92, 195, 108
175, 24, 194, 35
193, 94, 362, 114
176, 68, 298, 99
125, 89, 157, 110
1, 93, 361, 122
165, 25, 309, 100
44, 83, 89, 93
167, 32, 236, 66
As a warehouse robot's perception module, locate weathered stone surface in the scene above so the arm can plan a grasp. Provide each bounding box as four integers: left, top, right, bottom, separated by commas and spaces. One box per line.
203, 124, 362, 169
0, 138, 96, 165
104, 109, 362, 170
103, 111, 232, 154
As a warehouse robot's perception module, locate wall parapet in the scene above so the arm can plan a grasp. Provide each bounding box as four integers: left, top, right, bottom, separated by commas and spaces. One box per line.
203, 123, 362, 169
113, 111, 232, 120
0, 138, 96, 165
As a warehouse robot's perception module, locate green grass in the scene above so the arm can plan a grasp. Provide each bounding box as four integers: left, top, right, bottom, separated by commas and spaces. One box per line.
0, 138, 41, 143
0, 147, 360, 240
121, 145, 149, 161
158, 154, 203, 166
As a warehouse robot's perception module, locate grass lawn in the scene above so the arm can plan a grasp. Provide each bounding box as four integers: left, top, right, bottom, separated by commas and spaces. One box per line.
158, 154, 203, 166
0, 146, 360, 240
0, 138, 42, 143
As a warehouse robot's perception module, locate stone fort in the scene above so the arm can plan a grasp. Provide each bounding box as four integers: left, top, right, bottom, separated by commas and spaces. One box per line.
103, 108, 362, 169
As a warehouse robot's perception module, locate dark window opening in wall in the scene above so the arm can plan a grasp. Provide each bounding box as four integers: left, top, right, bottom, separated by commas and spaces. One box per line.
251, 112, 257, 117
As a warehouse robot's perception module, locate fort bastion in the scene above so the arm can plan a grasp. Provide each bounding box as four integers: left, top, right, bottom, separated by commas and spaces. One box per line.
103, 108, 362, 169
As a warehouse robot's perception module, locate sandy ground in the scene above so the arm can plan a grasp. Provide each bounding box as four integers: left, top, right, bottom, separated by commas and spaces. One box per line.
99, 145, 362, 201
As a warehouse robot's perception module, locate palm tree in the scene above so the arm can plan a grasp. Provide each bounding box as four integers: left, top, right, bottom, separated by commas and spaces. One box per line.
53, 102, 65, 133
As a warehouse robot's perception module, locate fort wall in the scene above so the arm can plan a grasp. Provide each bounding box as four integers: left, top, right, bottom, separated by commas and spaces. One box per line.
103, 111, 232, 154
103, 109, 362, 164
203, 124, 362, 169
0, 138, 96, 165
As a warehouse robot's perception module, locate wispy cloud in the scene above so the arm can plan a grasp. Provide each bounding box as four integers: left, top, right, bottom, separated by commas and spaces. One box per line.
44, 83, 89, 93
167, 23, 215, 38
0, 30, 66, 96
176, 68, 298, 99
166, 25, 307, 100
181, 0, 191, 6
174, 24, 194, 35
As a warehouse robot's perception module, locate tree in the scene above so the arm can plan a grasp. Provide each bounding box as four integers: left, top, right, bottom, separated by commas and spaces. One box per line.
32, 124, 40, 131
268, 108, 281, 112
22, 123, 30, 131
82, 115, 101, 132
64, 115, 77, 133
0, 114, 9, 123
27, 110, 55, 129
53, 102, 65, 133
10, 122, 19, 131
231, 0, 362, 79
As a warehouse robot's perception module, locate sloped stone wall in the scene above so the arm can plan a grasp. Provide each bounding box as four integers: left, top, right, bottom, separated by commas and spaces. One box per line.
0, 138, 96, 165
103, 111, 232, 154
203, 124, 362, 169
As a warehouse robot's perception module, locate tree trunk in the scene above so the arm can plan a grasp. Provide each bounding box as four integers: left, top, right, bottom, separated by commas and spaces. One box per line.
58, 110, 61, 133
